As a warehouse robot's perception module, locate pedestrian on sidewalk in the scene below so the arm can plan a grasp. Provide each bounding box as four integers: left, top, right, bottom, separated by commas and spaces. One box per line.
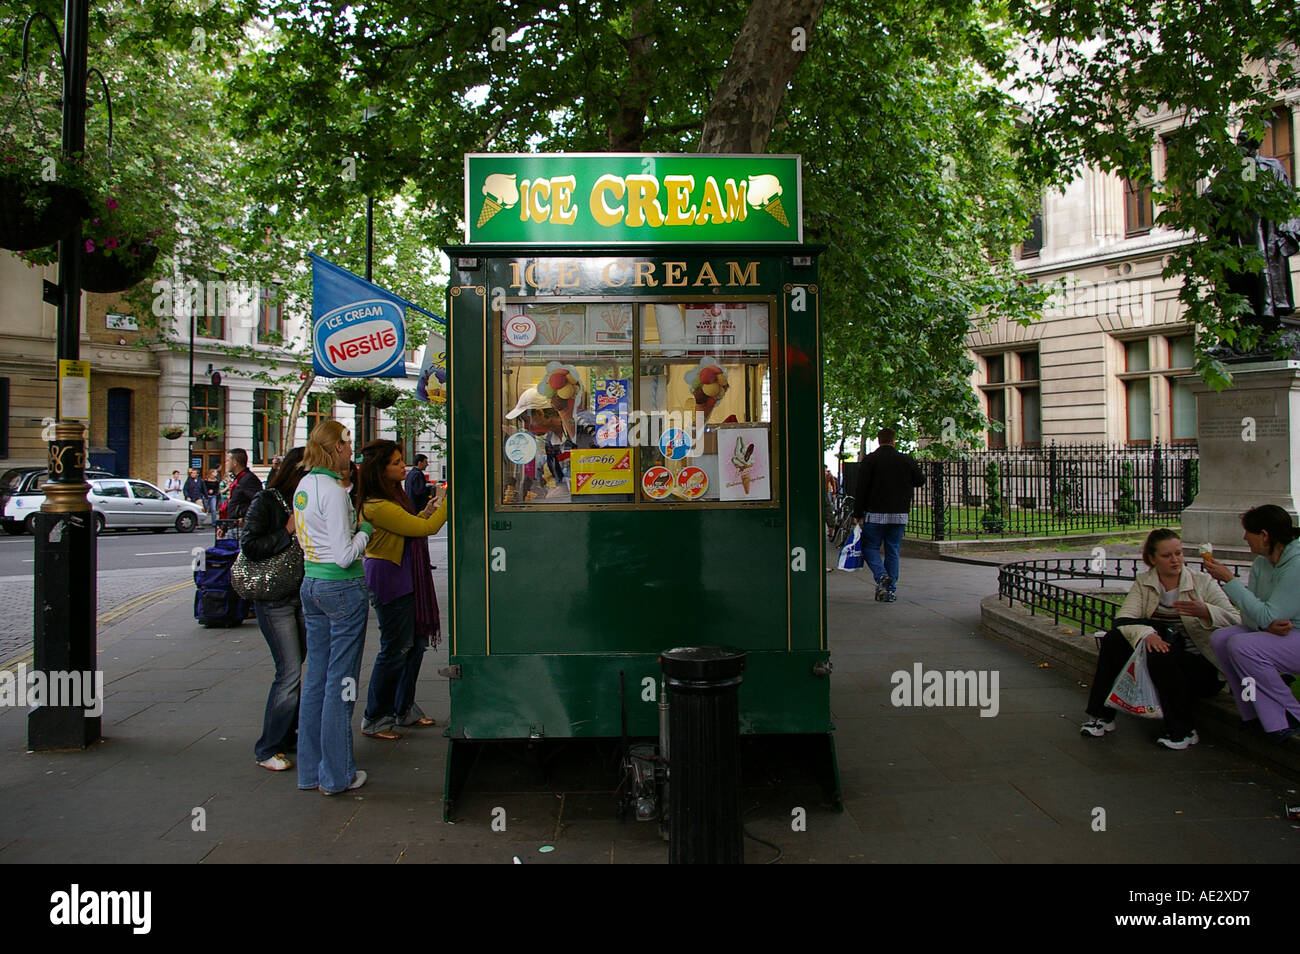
183, 468, 206, 511
241, 446, 308, 773
294, 421, 372, 795
164, 470, 183, 498
851, 427, 924, 602
404, 453, 432, 514
204, 469, 221, 526
1080, 529, 1238, 749
1206, 505, 1300, 741
221, 448, 263, 541
357, 440, 448, 740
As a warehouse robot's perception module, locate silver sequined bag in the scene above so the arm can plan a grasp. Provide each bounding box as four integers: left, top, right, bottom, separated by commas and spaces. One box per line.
231, 490, 304, 602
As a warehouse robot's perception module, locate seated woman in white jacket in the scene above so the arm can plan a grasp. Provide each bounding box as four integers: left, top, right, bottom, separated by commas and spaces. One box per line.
1080, 528, 1240, 750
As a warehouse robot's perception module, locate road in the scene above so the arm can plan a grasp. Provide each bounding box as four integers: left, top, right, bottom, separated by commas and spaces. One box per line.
0, 528, 449, 575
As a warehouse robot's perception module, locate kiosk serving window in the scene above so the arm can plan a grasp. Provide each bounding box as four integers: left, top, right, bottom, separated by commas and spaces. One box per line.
499, 300, 775, 507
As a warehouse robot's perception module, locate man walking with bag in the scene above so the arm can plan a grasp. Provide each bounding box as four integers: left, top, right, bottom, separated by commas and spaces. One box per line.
852, 427, 925, 602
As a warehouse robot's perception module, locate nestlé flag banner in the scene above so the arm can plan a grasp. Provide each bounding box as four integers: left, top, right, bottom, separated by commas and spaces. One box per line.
310, 254, 439, 378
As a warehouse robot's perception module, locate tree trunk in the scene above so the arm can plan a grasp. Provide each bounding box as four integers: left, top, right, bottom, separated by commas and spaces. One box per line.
288, 369, 315, 442
698, 0, 826, 154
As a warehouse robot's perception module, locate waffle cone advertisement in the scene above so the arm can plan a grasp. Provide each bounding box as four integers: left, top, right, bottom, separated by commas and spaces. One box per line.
718, 424, 770, 502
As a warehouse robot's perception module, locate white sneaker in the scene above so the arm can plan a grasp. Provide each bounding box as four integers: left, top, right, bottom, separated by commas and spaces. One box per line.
1156, 730, 1199, 750
257, 753, 292, 771
1079, 719, 1116, 737
319, 770, 367, 795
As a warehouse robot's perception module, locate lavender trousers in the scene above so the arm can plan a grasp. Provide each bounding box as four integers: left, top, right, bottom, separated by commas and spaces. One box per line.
1210, 625, 1300, 732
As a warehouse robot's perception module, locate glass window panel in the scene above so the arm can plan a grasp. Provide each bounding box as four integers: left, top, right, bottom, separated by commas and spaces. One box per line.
1171, 377, 1197, 440
501, 302, 634, 505
129, 481, 166, 500
1125, 339, 1150, 371
986, 389, 1006, 448
1126, 378, 1152, 441
1018, 350, 1039, 382
637, 302, 772, 503
985, 354, 1004, 384
1020, 387, 1041, 445
1168, 335, 1194, 369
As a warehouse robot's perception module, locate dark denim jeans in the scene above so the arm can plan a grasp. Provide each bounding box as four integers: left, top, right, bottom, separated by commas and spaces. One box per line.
364, 592, 427, 732
862, 521, 905, 588
298, 577, 369, 793
253, 600, 306, 761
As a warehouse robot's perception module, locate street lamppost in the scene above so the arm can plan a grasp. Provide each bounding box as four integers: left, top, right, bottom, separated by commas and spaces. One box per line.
30, 0, 97, 750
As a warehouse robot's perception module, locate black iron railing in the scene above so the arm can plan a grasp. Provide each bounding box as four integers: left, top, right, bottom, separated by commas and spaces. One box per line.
997, 556, 1240, 634
910, 441, 1199, 540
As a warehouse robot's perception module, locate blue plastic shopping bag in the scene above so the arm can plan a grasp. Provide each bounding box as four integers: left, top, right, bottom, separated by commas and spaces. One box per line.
837, 524, 864, 571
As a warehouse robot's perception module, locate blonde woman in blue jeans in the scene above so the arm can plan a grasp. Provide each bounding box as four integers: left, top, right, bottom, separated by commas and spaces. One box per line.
294, 420, 373, 795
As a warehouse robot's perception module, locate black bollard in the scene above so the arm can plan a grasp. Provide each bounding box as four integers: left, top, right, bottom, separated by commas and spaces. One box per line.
661, 646, 746, 864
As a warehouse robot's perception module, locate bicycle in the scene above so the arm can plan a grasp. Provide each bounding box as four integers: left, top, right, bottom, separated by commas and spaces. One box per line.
828, 493, 856, 551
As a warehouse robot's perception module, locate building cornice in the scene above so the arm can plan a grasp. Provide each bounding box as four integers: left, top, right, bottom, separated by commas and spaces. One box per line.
1015, 231, 1193, 278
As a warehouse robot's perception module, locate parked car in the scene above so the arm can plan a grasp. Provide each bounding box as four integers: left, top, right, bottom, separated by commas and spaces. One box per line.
87, 478, 203, 534
1, 467, 115, 535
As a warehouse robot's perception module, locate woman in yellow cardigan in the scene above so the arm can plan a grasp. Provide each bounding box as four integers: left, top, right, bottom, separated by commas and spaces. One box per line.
356, 439, 448, 740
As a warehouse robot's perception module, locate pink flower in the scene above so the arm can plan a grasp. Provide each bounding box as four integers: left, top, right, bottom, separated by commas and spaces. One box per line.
106, 237, 118, 249
106, 198, 118, 211
91, 218, 101, 226
84, 239, 95, 253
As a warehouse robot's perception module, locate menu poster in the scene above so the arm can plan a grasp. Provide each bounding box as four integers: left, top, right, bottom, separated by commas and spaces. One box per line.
717, 423, 771, 502
593, 378, 630, 447
570, 448, 634, 495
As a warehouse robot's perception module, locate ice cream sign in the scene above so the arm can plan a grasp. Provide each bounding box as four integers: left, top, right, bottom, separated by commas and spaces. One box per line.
466, 154, 801, 245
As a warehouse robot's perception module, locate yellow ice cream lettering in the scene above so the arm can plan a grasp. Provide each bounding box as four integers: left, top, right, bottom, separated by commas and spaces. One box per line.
591, 174, 626, 227
663, 175, 696, 227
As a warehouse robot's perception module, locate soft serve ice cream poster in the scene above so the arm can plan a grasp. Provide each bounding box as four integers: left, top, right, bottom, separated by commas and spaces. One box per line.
718, 425, 771, 502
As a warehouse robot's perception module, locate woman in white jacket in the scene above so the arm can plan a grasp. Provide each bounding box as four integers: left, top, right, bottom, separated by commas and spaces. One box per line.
293, 420, 373, 795
1080, 528, 1239, 749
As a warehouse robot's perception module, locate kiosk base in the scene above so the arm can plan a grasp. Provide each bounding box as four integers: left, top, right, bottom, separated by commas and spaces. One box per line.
441, 733, 841, 823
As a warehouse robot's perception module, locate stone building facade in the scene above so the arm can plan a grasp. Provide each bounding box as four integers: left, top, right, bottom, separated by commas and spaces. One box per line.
0, 253, 446, 485
969, 101, 1299, 448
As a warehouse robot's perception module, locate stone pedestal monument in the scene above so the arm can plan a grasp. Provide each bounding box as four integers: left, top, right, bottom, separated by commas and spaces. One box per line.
1181, 360, 1300, 558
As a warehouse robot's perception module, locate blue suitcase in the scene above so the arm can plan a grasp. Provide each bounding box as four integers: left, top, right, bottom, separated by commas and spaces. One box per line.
194, 537, 252, 627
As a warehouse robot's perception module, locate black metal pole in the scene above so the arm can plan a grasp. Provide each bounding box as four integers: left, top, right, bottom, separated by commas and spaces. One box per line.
30, 0, 98, 750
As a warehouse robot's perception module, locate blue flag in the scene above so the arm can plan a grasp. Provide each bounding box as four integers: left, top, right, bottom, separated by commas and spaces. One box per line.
310, 253, 441, 378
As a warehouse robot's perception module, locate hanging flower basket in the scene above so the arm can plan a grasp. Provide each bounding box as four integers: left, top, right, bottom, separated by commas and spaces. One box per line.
80, 239, 159, 294
161, 425, 184, 440
193, 425, 223, 442
0, 173, 89, 252
331, 381, 370, 405
329, 379, 401, 408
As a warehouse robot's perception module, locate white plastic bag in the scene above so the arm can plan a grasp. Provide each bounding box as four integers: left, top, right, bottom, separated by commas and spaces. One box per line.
1106, 639, 1164, 719
837, 524, 864, 571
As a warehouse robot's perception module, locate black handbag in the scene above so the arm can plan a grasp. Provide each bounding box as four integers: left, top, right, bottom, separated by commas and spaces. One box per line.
230, 490, 304, 602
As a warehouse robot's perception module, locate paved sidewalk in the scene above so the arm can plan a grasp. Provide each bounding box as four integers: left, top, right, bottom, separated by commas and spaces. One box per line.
2, 550, 1298, 864
0, 566, 192, 664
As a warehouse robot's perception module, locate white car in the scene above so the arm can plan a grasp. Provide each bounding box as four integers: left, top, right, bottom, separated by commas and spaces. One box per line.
1, 467, 115, 534
87, 478, 203, 534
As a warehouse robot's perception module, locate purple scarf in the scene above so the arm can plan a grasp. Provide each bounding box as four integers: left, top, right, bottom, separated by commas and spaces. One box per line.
388, 484, 441, 649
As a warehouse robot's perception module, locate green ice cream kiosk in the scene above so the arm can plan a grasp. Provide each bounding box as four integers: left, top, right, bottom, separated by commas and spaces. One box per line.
441, 154, 837, 818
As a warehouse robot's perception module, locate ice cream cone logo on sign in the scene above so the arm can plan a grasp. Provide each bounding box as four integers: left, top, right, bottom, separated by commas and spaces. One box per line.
731, 435, 756, 493
478, 173, 521, 228
746, 173, 788, 228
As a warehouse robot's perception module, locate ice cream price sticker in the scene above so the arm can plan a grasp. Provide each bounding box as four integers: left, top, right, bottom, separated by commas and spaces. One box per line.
570, 449, 633, 495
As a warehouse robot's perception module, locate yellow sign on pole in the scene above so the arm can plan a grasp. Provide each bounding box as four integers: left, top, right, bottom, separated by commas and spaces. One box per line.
58, 359, 91, 422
